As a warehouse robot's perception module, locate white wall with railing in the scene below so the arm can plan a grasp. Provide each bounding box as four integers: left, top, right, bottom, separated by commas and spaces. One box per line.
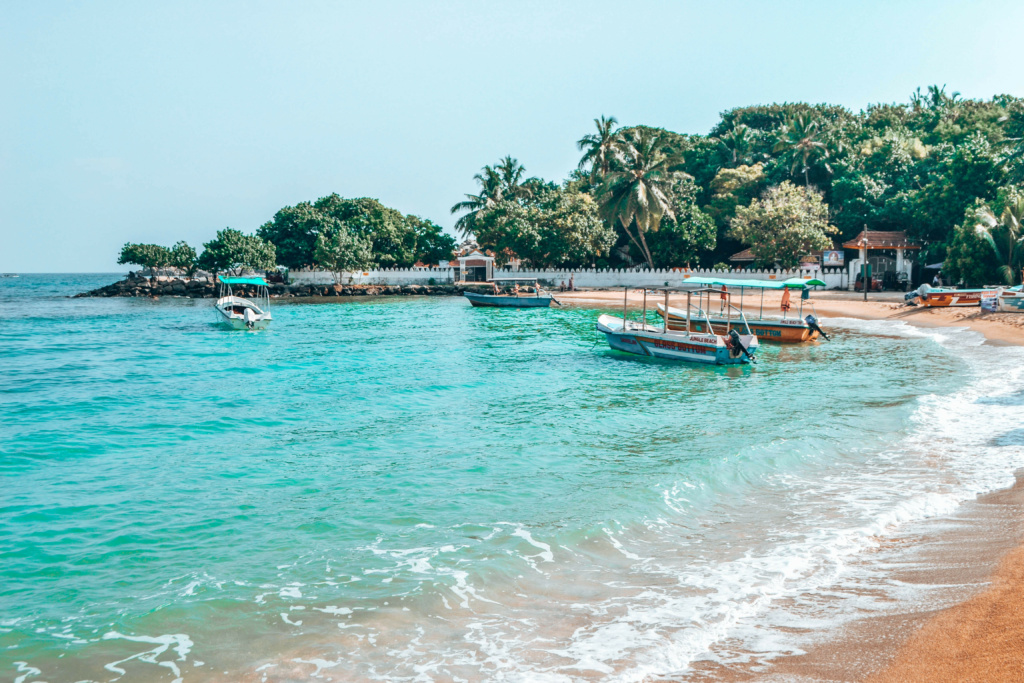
288, 266, 850, 289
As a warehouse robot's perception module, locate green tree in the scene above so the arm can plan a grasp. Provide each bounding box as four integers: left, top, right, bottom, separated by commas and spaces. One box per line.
597, 128, 683, 268
117, 243, 172, 272
405, 215, 457, 265
577, 115, 619, 180
451, 157, 533, 237
715, 124, 760, 168
772, 115, 832, 188
314, 195, 416, 267
972, 190, 1024, 285
471, 187, 615, 268
729, 182, 836, 269
944, 202, 1002, 287
198, 228, 277, 276
169, 241, 198, 277
649, 177, 716, 268
257, 202, 331, 269
313, 228, 375, 284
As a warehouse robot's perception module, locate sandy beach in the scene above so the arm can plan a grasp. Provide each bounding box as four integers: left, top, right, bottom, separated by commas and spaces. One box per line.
559, 287, 1024, 682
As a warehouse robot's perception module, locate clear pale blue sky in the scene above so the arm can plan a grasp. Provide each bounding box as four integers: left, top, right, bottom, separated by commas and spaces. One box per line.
4, 1, 1024, 272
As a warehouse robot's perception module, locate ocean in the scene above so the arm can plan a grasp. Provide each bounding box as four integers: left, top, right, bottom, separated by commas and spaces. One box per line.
2, 274, 1022, 682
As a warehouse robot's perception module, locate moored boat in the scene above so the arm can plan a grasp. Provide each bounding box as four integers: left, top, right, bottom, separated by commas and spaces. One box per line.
919, 287, 987, 307
997, 285, 1024, 312
656, 276, 829, 343
464, 278, 555, 308
597, 287, 758, 365
215, 276, 273, 329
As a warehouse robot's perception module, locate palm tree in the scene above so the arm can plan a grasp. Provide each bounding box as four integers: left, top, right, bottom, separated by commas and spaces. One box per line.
577, 115, 619, 180
716, 124, 756, 167
772, 116, 831, 187
450, 157, 532, 237
597, 128, 681, 269
494, 156, 532, 201
451, 166, 503, 237
975, 197, 1024, 285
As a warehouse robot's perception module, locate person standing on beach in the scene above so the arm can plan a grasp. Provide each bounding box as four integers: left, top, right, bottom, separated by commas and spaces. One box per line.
569, 274, 575, 291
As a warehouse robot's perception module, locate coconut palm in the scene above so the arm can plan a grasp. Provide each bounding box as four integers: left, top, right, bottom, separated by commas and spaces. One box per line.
716, 124, 757, 167
450, 166, 503, 237
577, 115, 620, 180
772, 116, 831, 187
975, 197, 1024, 285
494, 156, 532, 202
597, 128, 682, 269
450, 157, 533, 237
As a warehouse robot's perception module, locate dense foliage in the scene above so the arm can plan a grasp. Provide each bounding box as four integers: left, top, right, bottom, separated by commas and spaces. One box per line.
197, 229, 276, 275
450, 86, 1024, 282
313, 227, 375, 284
729, 182, 836, 269
258, 195, 455, 269
118, 241, 198, 276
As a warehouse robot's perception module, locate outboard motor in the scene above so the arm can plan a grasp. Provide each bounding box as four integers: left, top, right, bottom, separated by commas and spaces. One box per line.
804, 314, 830, 341
243, 307, 257, 330
728, 329, 756, 362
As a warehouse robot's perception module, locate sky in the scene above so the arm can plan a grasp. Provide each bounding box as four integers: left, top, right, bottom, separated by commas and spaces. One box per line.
3, 0, 1024, 272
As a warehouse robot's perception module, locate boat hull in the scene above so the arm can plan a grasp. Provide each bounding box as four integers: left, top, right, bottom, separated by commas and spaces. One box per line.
999, 292, 1024, 312
922, 290, 985, 307
464, 292, 552, 308
214, 296, 272, 329
596, 315, 756, 365
656, 305, 818, 343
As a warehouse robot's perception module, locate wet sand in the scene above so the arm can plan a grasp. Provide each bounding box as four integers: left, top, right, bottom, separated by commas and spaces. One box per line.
561, 287, 1024, 682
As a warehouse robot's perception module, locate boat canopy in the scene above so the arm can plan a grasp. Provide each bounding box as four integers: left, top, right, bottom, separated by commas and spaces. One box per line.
682, 276, 826, 290
219, 276, 269, 286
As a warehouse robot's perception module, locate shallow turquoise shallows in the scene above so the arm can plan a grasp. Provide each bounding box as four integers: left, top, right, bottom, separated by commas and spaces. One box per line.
2, 274, 1021, 682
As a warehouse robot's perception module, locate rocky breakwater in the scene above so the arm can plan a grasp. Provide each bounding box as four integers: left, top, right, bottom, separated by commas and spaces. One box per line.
75, 274, 493, 299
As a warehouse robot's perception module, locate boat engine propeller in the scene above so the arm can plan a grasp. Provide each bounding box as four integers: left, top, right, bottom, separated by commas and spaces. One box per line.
728, 329, 756, 363
804, 314, 830, 341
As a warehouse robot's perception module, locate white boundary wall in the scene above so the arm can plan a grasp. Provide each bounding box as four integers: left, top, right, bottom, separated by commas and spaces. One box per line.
289, 267, 850, 289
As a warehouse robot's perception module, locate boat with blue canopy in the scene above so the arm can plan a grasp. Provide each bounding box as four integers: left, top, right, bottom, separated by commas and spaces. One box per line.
655, 276, 830, 343
215, 276, 272, 329
597, 286, 758, 365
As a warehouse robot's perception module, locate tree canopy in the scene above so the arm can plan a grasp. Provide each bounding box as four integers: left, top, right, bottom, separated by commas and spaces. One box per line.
729, 182, 836, 269
198, 229, 277, 275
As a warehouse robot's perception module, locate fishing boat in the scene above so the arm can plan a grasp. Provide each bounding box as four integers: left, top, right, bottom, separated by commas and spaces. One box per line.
917, 284, 987, 307
597, 287, 758, 365
998, 285, 1024, 312
464, 278, 556, 308
214, 276, 273, 329
655, 277, 829, 343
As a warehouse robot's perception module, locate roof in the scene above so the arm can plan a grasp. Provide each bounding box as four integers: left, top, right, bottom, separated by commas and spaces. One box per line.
842, 230, 921, 250
729, 244, 842, 263
682, 276, 827, 290
219, 276, 268, 286
457, 249, 494, 261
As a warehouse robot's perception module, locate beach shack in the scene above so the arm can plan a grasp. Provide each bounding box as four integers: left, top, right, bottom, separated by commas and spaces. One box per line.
843, 230, 921, 290
453, 249, 494, 283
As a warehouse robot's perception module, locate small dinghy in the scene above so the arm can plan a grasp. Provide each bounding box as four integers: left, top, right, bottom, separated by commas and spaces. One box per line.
215, 276, 272, 329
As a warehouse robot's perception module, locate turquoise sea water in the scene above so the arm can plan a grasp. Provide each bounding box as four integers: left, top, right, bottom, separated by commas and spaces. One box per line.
2, 274, 1023, 682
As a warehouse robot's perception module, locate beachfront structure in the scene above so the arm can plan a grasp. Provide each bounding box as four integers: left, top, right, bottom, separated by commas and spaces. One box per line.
843, 230, 920, 290
452, 249, 494, 283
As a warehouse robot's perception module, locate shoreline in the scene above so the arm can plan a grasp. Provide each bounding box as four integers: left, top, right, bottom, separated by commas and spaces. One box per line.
559, 288, 1024, 682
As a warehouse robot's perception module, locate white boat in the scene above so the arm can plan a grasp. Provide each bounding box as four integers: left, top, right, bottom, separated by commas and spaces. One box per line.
597, 287, 758, 365
998, 285, 1024, 312
215, 276, 273, 329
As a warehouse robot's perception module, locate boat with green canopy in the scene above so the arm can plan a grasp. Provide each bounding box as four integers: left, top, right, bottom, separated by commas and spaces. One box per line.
215, 276, 273, 329
656, 276, 829, 343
